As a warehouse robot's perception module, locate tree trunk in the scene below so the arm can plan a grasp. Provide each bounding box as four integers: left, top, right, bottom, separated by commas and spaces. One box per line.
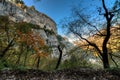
55, 45, 63, 70
102, 21, 111, 69
102, 52, 110, 68
23, 52, 27, 67
0, 39, 14, 58
16, 43, 23, 65
23, 46, 29, 67
102, 0, 114, 69
36, 57, 40, 69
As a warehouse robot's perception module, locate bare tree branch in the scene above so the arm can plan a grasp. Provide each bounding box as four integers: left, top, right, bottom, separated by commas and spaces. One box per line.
109, 53, 118, 68
75, 11, 104, 36
70, 29, 103, 58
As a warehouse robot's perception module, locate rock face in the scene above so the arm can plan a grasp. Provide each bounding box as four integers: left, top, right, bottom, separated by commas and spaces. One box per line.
0, 1, 57, 33
0, 1, 60, 56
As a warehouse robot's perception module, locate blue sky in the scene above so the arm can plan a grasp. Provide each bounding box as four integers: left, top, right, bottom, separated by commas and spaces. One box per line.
23, 0, 81, 34
23, 0, 115, 35
23, 0, 80, 22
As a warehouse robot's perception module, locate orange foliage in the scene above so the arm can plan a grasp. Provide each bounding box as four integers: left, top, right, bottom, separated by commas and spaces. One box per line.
74, 26, 120, 57
16, 29, 48, 58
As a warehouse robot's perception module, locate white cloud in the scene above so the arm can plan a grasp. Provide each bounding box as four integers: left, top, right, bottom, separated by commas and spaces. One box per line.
62, 33, 79, 43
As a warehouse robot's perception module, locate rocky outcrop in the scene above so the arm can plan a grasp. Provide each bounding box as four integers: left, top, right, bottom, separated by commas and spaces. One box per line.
0, 0, 74, 59
0, 1, 60, 56
0, 1, 57, 33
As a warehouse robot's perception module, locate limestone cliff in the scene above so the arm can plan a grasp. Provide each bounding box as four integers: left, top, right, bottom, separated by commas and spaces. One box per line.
0, 1, 60, 56
0, 1, 57, 33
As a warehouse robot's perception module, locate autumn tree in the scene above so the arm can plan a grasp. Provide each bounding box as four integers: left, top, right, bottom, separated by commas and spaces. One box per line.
62, 0, 120, 69
15, 22, 49, 69
0, 16, 50, 69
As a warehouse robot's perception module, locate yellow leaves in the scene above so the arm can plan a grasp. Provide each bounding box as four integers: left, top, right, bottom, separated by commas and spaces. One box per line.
15, 22, 49, 60
38, 38, 45, 47
16, 30, 44, 46
93, 52, 99, 57
32, 45, 38, 51
31, 51, 48, 58
16, 28, 48, 58
16, 3, 23, 8
74, 26, 120, 58
37, 51, 48, 58
32, 45, 48, 58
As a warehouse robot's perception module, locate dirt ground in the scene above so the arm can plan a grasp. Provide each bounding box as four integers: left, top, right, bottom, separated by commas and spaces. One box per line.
0, 68, 120, 80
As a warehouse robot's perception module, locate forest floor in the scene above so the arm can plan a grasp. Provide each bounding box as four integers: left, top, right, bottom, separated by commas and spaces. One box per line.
0, 67, 120, 80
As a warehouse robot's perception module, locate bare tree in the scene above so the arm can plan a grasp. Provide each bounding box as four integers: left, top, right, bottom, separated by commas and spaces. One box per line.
62, 0, 120, 69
